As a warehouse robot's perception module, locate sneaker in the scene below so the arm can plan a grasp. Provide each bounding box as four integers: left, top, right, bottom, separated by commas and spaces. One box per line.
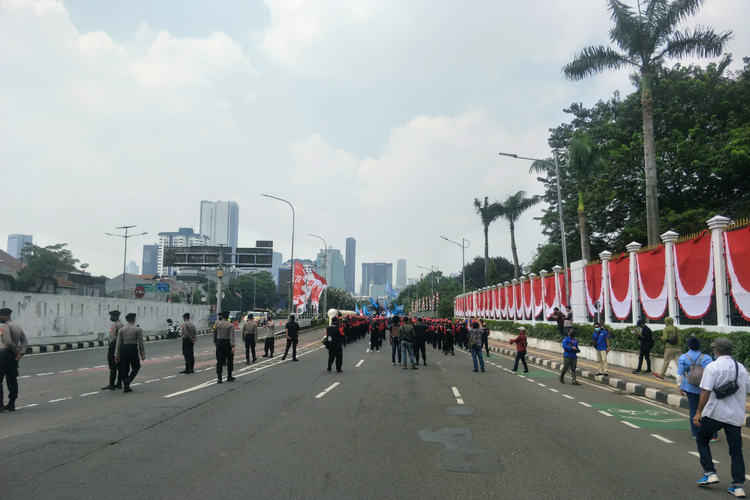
711, 437, 720, 443
697, 473, 719, 486
511, 369, 517, 373
728, 486, 746, 497
572, 381, 581, 385
654, 373, 664, 380
523, 371, 529, 373
643, 370, 652, 374
327, 368, 331, 372
472, 369, 478, 372
336, 370, 343, 373
392, 362, 395, 366
481, 368, 485, 372
559, 378, 565, 384
411, 366, 418, 370
632, 370, 642, 374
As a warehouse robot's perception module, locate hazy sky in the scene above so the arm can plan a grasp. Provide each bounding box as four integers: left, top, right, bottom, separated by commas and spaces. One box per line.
2, 0, 748, 290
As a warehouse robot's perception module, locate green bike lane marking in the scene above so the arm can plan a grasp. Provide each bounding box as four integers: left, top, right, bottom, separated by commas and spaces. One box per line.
517, 368, 560, 378
590, 404, 690, 430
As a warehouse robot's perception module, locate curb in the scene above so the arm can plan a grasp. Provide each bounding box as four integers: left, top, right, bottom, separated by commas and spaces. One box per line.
490, 345, 750, 428
24, 330, 213, 355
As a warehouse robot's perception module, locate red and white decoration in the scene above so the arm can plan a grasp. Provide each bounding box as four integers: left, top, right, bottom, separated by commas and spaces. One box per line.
674, 232, 714, 319
585, 264, 603, 317
608, 254, 631, 320
636, 246, 668, 320
724, 227, 750, 321
544, 274, 557, 319
533, 277, 544, 318
523, 280, 533, 319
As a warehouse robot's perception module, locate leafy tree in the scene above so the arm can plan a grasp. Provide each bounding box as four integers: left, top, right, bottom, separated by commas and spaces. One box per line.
459, 256, 515, 289
497, 191, 541, 279
227, 271, 277, 311
169, 293, 181, 304
563, 0, 732, 246
528, 243, 564, 275
326, 287, 356, 311
16, 243, 78, 293
473, 196, 504, 286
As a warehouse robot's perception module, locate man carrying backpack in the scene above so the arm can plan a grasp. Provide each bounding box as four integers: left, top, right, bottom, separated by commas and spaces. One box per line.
677, 337, 716, 441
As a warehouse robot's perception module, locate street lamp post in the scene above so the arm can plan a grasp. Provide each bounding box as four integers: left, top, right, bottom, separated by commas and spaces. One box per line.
416, 265, 435, 318
499, 151, 570, 304
440, 236, 470, 294
262, 194, 295, 314
308, 233, 328, 317
106, 225, 147, 299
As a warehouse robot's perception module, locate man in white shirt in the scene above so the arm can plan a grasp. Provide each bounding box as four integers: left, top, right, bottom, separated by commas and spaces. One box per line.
694, 338, 750, 497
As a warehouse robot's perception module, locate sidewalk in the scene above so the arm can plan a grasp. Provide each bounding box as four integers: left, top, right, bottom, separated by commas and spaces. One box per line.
486, 336, 750, 428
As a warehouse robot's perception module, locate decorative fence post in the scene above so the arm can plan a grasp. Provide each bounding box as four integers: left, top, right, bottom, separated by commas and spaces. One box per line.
707, 215, 731, 327
599, 251, 613, 325
529, 273, 537, 325
626, 242, 642, 324
552, 265, 563, 310
661, 230, 680, 322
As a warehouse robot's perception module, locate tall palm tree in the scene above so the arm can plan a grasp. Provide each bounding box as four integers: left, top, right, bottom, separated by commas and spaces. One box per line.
562, 0, 732, 246
498, 191, 541, 279
473, 197, 503, 286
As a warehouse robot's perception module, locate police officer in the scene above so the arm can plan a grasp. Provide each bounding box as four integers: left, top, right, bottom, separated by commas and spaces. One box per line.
0, 308, 28, 412
325, 316, 345, 373
263, 313, 276, 358
242, 313, 258, 364
180, 312, 197, 374
282, 314, 300, 361
413, 317, 427, 366
114, 313, 145, 393
102, 310, 124, 390
214, 311, 235, 383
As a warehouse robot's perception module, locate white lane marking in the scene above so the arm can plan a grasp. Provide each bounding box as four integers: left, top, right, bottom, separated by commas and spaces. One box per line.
77, 368, 91, 371
19, 375, 31, 379
563, 394, 574, 400
652, 434, 674, 444
579, 402, 592, 407
689, 451, 720, 463
622, 421, 640, 429
80, 392, 98, 397
37, 373, 54, 376
366, 349, 370, 353
356, 360, 364, 368
49, 397, 72, 403
94, 365, 106, 368
316, 382, 340, 399
163, 375, 176, 379
527, 378, 535, 382
537, 383, 547, 387
436, 362, 446, 371
452, 387, 464, 405
58, 370, 73, 373
549, 388, 559, 393
599, 411, 613, 417
746, 474, 750, 481
145, 379, 160, 383
25, 403, 39, 408
130, 383, 141, 386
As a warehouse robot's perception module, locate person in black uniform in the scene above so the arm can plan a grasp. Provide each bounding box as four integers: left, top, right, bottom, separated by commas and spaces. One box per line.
114, 313, 145, 393
0, 308, 28, 412
632, 319, 654, 374
282, 314, 300, 361
326, 317, 345, 373
413, 317, 427, 365
443, 321, 454, 355
180, 312, 197, 374
102, 310, 124, 390
481, 320, 491, 357
214, 311, 235, 383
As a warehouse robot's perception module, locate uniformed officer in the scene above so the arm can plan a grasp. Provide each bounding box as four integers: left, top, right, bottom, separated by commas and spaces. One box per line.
325, 316, 345, 372
180, 312, 197, 374
262, 313, 275, 358
242, 313, 258, 364
0, 308, 28, 412
282, 314, 300, 361
102, 310, 124, 390
214, 311, 235, 383
114, 313, 145, 393
413, 317, 427, 366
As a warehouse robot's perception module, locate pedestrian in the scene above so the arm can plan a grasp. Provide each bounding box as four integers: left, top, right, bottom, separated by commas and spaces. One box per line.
592, 322, 610, 376
282, 314, 300, 361
390, 317, 402, 366
559, 329, 581, 385
179, 312, 197, 374
654, 316, 682, 380
551, 307, 565, 338
468, 321, 485, 372
102, 310, 124, 390
509, 326, 528, 373
114, 313, 145, 393
262, 312, 276, 358
563, 305, 573, 336
443, 320, 455, 356
398, 316, 418, 370
325, 317, 345, 372
632, 319, 654, 374
413, 317, 427, 365
678, 337, 717, 441
481, 320, 491, 357
214, 311, 235, 383
369, 320, 381, 353
242, 313, 258, 364
0, 308, 28, 412
693, 338, 749, 497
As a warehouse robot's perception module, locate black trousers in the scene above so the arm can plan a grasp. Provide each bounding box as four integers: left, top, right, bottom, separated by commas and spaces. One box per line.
182, 337, 195, 370
482, 337, 490, 355
636, 347, 651, 371
0, 350, 19, 401
244, 335, 256, 362
327, 343, 343, 371
443, 337, 453, 354
284, 338, 298, 359
120, 345, 141, 383
216, 339, 233, 375
370, 335, 380, 351
513, 350, 528, 372
414, 340, 426, 363
107, 343, 121, 386
264, 337, 275, 356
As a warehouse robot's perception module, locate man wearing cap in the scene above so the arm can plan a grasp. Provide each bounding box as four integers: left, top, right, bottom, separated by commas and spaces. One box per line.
282, 314, 300, 361
102, 310, 124, 390
180, 313, 197, 374
214, 311, 235, 383
242, 313, 258, 364
0, 308, 28, 412
559, 329, 581, 385
693, 338, 750, 497
509, 326, 529, 373
115, 313, 145, 393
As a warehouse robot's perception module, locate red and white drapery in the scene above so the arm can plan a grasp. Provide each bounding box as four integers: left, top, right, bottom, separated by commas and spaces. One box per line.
501, 286, 509, 319
608, 254, 631, 320
514, 282, 523, 319
508, 285, 515, 320
725, 226, 750, 321
533, 277, 544, 318
487, 289, 493, 318
523, 280, 533, 319
558, 272, 568, 308
674, 232, 714, 319
494, 287, 501, 318
544, 274, 557, 318
636, 246, 667, 320
585, 264, 603, 317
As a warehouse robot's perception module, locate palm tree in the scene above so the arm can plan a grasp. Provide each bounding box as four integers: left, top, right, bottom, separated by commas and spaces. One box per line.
498, 191, 541, 279
473, 197, 503, 286
562, 0, 732, 246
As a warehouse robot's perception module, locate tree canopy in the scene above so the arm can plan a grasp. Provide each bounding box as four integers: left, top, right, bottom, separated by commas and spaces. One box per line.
16, 243, 78, 293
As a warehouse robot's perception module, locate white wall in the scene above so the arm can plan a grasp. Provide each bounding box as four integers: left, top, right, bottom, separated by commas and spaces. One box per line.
0, 291, 211, 344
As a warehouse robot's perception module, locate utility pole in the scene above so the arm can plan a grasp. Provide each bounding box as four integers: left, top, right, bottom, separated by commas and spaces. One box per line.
106, 225, 147, 299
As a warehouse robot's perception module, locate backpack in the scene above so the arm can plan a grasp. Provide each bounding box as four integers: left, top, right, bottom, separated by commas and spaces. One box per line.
686, 354, 705, 386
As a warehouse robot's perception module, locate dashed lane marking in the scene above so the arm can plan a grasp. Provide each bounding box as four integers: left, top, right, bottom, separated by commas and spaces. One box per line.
563, 395, 574, 400
579, 402, 592, 407
163, 375, 176, 379
58, 370, 73, 374
652, 434, 674, 444
316, 382, 340, 399
356, 360, 364, 368
80, 392, 98, 397
452, 387, 464, 405
94, 365, 106, 368
49, 397, 72, 403
37, 373, 53, 376
537, 383, 546, 387
77, 368, 90, 371
599, 411, 613, 417
130, 383, 141, 386
549, 388, 559, 393
622, 421, 640, 429
145, 379, 160, 383
689, 451, 720, 463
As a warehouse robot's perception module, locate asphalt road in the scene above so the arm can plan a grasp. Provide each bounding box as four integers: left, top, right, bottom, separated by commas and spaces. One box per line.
1, 331, 745, 499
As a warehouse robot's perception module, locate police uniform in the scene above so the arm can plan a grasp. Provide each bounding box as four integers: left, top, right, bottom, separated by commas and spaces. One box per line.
0, 308, 28, 412
115, 314, 145, 393
326, 319, 345, 372
263, 315, 276, 357
180, 314, 197, 374
102, 311, 124, 390
242, 316, 258, 364
214, 312, 235, 383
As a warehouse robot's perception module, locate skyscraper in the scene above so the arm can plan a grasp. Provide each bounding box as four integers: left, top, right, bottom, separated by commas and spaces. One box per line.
396, 259, 407, 288
199, 200, 239, 251
361, 263, 392, 296
126, 261, 139, 275
7, 234, 33, 259
157, 228, 210, 276
142, 244, 159, 276
315, 247, 345, 290
345, 237, 356, 294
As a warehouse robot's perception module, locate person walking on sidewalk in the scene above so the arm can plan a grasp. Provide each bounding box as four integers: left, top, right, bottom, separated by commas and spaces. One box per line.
179, 312, 197, 374
468, 321, 485, 372
693, 338, 749, 497
282, 314, 300, 361
560, 329, 581, 385
632, 319, 654, 374
509, 326, 528, 373
115, 313, 145, 393
655, 316, 682, 380
399, 316, 418, 370
678, 337, 717, 442
593, 322, 610, 376
0, 308, 28, 412
242, 314, 258, 364
102, 310, 124, 390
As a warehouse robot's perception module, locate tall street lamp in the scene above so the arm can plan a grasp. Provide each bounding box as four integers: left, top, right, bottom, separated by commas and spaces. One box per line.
308, 233, 328, 317
416, 265, 435, 318
106, 225, 147, 299
262, 194, 295, 314
440, 236, 470, 294
498, 150, 569, 304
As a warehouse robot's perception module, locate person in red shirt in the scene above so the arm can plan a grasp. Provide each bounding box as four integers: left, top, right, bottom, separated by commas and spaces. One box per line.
509, 326, 529, 373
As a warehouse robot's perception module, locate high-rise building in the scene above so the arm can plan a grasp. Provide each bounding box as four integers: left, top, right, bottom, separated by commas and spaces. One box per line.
345, 237, 356, 294
360, 262, 392, 295
270, 251, 283, 284
157, 228, 210, 276
7, 234, 33, 259
199, 200, 239, 251
315, 247, 345, 290
396, 259, 407, 288
142, 244, 159, 276
126, 261, 139, 275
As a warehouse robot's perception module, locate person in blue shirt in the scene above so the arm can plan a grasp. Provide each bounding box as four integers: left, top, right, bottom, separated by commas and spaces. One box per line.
677, 336, 718, 441
592, 322, 610, 376
559, 329, 581, 385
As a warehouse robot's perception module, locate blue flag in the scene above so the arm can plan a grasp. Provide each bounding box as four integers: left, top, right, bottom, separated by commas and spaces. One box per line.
370, 297, 379, 309
355, 303, 361, 315
385, 281, 398, 299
